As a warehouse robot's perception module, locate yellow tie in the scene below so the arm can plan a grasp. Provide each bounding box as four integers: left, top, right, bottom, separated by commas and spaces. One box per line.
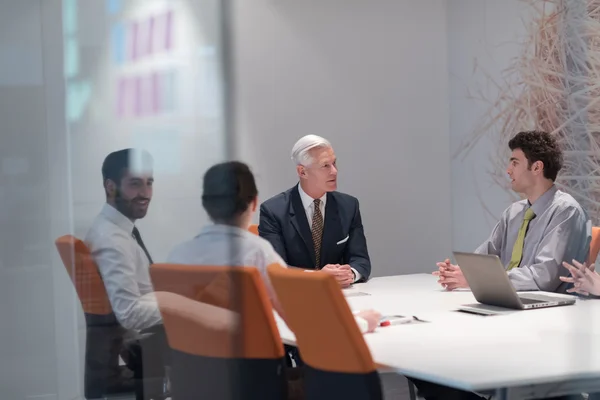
507, 208, 536, 271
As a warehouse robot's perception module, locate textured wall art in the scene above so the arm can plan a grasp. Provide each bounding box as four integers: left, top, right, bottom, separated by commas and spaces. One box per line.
457, 0, 600, 223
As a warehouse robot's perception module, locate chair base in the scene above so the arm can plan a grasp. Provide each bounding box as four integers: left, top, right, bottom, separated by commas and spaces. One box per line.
304, 365, 383, 400
87, 395, 135, 400
170, 350, 287, 400
84, 368, 136, 400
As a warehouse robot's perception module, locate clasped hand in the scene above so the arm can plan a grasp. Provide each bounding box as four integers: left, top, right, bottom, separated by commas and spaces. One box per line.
321, 264, 354, 288
432, 258, 468, 291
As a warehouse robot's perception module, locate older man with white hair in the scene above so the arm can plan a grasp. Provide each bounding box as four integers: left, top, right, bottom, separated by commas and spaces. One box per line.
259, 134, 371, 287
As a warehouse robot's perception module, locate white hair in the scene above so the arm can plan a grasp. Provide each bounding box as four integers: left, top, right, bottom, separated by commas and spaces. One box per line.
291, 135, 332, 166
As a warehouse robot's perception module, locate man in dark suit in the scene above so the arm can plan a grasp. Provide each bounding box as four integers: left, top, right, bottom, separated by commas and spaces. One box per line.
259, 134, 371, 288
258, 136, 485, 400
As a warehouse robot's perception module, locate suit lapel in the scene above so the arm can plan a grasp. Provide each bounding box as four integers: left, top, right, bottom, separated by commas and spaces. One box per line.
289, 186, 316, 267
321, 193, 343, 267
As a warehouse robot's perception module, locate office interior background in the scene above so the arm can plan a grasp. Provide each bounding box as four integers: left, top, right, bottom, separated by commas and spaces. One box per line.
1, 0, 594, 399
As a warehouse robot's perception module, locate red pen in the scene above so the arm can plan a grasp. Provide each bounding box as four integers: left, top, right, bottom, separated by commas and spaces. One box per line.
379, 316, 415, 327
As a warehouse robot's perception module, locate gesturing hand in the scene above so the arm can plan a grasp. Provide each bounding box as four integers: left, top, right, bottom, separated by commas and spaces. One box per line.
560, 260, 600, 296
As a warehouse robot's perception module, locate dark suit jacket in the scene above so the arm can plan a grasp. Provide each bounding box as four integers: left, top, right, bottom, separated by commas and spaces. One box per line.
258, 185, 371, 281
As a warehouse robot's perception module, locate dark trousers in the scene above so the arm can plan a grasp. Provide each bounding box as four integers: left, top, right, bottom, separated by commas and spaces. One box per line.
284, 344, 304, 367
125, 325, 170, 400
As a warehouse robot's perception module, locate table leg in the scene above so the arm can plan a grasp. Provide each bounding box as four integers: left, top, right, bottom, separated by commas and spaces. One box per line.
408, 379, 417, 400
495, 388, 509, 400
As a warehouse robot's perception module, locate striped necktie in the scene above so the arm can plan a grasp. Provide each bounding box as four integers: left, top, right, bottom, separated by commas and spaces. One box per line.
312, 199, 324, 268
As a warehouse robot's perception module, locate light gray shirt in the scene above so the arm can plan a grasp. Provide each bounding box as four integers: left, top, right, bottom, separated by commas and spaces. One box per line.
167, 223, 370, 333
85, 204, 162, 331
167, 224, 287, 305
475, 185, 591, 292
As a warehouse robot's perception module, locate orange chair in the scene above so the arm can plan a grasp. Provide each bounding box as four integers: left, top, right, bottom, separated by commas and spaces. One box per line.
248, 223, 259, 235
55, 235, 133, 399
267, 264, 383, 400
56, 235, 114, 316
588, 227, 600, 265
150, 264, 288, 399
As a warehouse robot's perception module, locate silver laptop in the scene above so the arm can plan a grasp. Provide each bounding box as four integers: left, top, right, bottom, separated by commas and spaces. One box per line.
453, 252, 575, 312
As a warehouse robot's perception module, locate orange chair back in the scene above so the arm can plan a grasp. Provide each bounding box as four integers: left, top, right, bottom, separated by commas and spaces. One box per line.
55, 235, 113, 315
589, 227, 600, 265
248, 224, 259, 235
155, 291, 240, 357
150, 264, 283, 359
267, 264, 376, 374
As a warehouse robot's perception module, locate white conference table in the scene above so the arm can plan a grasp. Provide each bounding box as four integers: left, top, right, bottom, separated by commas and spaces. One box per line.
276, 273, 600, 400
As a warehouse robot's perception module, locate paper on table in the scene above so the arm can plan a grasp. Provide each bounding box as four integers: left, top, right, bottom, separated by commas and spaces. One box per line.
344, 291, 371, 297
343, 286, 370, 297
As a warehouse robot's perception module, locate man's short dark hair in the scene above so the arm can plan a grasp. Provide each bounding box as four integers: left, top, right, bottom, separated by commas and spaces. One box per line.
202, 161, 258, 224
508, 131, 563, 181
102, 148, 153, 188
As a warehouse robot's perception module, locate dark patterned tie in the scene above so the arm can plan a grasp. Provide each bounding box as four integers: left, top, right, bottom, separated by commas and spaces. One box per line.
132, 226, 154, 264
312, 199, 324, 268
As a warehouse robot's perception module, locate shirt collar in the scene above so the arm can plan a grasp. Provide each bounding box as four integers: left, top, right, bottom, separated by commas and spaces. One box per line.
297, 183, 327, 211
529, 185, 558, 216
197, 223, 252, 238
101, 203, 135, 234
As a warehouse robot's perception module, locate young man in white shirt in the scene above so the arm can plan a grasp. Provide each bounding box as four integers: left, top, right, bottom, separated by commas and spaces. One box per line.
86, 148, 161, 331
85, 149, 166, 399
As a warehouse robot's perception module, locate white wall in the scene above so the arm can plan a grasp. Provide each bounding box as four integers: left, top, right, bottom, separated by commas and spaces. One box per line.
448, 0, 535, 252
233, 0, 453, 276
0, 1, 71, 399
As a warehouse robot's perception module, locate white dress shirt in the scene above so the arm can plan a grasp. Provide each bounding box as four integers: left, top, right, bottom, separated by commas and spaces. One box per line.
167, 223, 369, 333
297, 184, 361, 283
85, 204, 162, 331
167, 224, 287, 306
352, 310, 370, 333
